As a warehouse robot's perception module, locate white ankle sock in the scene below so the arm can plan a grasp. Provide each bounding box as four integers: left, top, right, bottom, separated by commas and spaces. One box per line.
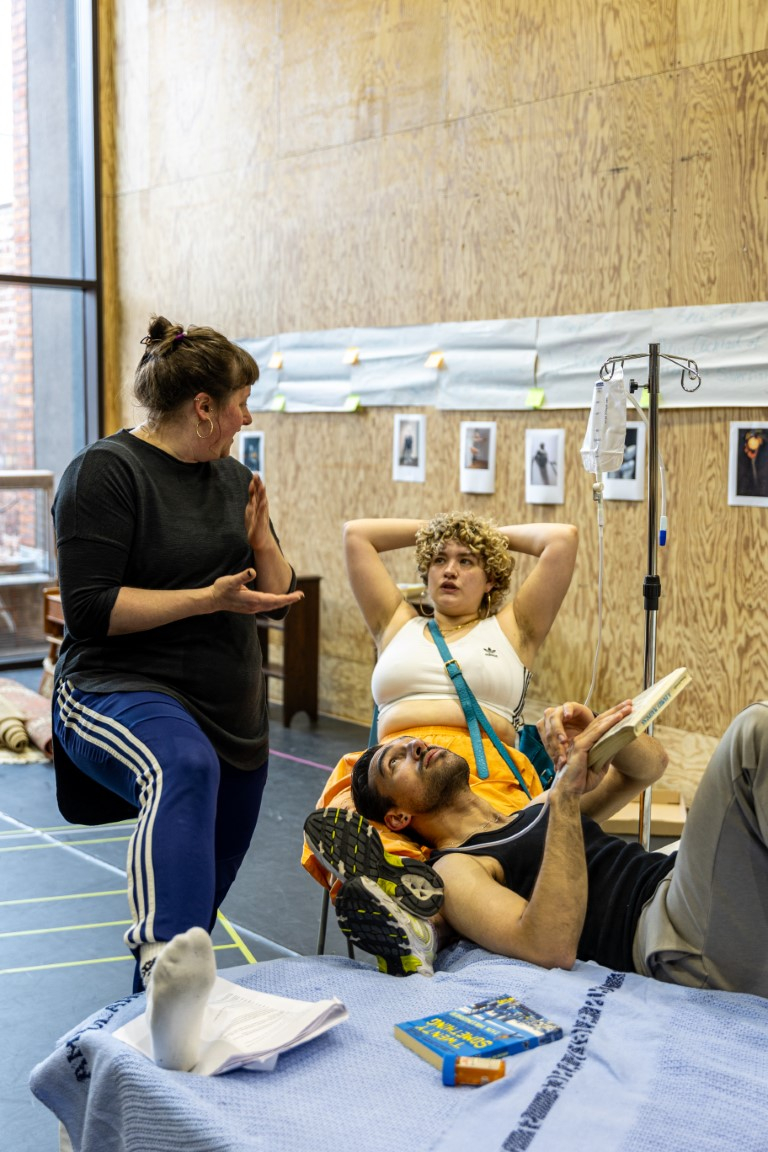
139, 941, 166, 988
145, 927, 216, 1071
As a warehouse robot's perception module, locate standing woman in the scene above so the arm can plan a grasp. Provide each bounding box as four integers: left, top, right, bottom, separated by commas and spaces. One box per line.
52, 315, 302, 1068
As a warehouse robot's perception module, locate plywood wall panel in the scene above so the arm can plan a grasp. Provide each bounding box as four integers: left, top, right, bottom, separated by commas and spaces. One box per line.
115, 167, 282, 347
438, 108, 532, 321
672, 52, 768, 305
446, 0, 676, 119
278, 0, 448, 155
641, 408, 768, 733
274, 128, 450, 330
146, 0, 279, 187
440, 74, 675, 321
525, 77, 676, 316
677, 0, 768, 69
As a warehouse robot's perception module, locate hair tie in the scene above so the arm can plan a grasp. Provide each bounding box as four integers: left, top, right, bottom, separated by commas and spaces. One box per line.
174, 332, 186, 342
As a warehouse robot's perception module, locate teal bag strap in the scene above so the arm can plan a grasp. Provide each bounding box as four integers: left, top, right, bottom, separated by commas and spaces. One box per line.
427, 619, 531, 799
368, 704, 379, 749
428, 622, 491, 781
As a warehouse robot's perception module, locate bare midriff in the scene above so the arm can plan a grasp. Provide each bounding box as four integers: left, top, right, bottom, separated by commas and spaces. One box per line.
376, 697, 518, 747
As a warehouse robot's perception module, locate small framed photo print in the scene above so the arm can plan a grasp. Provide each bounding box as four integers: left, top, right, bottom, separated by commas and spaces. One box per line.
460, 421, 496, 494
239, 430, 264, 479
728, 422, 768, 506
603, 421, 647, 501
392, 414, 426, 483
525, 429, 565, 505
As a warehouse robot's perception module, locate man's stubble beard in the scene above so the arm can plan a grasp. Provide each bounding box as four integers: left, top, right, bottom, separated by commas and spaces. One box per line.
419, 752, 471, 815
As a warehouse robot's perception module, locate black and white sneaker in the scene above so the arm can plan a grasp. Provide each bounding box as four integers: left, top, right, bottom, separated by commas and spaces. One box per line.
336, 876, 437, 978
303, 806, 444, 917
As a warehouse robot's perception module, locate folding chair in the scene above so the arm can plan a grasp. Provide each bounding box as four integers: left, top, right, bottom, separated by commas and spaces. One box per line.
316, 886, 354, 958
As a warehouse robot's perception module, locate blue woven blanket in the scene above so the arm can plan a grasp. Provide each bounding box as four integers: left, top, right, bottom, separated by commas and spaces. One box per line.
30, 943, 768, 1152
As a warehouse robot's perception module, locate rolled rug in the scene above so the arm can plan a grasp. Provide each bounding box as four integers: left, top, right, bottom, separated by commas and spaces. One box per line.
23, 715, 52, 758
0, 693, 30, 753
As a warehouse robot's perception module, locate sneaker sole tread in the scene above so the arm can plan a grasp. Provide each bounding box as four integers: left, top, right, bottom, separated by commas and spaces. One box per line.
304, 807, 443, 917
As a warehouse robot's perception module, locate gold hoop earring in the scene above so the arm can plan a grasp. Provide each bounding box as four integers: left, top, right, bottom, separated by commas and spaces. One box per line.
483, 591, 492, 618
418, 587, 432, 617
196, 417, 214, 439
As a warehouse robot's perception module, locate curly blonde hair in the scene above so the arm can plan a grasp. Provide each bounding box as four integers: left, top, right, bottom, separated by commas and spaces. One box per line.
414, 511, 514, 614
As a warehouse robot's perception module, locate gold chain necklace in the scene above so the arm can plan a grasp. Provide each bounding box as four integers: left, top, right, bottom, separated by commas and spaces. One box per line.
437, 614, 480, 636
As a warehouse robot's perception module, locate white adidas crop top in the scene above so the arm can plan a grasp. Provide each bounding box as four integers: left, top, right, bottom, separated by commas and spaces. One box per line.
371, 616, 531, 729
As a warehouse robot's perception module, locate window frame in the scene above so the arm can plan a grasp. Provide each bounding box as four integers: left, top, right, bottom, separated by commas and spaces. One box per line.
0, 0, 102, 444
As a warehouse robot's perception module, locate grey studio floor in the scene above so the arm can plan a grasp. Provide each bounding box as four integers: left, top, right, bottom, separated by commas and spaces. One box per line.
0, 664, 371, 1151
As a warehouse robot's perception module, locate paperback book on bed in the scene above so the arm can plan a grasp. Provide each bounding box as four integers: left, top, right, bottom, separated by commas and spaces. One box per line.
587, 667, 692, 772
394, 995, 563, 1070
114, 977, 348, 1075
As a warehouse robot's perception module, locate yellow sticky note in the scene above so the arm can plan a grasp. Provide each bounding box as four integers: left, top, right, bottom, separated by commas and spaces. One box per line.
270, 394, 286, 412
526, 388, 545, 409
639, 389, 662, 409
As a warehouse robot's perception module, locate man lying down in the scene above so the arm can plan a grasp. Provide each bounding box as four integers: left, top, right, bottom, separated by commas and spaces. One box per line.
304, 699, 768, 998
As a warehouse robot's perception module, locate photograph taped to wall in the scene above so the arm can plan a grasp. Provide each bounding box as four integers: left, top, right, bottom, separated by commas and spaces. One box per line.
460, 423, 495, 495
603, 421, 646, 501
728, 422, 768, 507
525, 429, 565, 505
239, 431, 265, 479
460, 421, 496, 494
393, 414, 426, 483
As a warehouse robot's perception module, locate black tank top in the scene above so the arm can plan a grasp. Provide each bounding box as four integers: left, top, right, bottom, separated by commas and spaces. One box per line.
432, 805, 676, 972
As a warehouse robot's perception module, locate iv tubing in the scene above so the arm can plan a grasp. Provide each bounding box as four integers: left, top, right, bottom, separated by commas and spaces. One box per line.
583, 478, 605, 709
627, 391, 668, 544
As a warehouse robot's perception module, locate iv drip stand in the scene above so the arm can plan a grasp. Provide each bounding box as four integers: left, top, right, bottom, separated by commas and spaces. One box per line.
599, 343, 701, 849
640, 344, 661, 851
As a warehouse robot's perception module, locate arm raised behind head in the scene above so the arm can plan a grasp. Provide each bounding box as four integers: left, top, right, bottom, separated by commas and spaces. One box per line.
343, 519, 425, 648
496, 523, 578, 663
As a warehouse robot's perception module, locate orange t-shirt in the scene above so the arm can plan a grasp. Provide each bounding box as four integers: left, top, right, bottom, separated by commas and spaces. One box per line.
300, 725, 542, 895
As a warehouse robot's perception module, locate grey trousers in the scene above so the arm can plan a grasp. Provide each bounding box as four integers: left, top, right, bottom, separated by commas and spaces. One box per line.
632, 701, 768, 997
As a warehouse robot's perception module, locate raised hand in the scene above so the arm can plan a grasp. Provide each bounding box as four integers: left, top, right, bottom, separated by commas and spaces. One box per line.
537, 701, 595, 770
244, 474, 272, 554
210, 569, 304, 615
548, 701, 633, 799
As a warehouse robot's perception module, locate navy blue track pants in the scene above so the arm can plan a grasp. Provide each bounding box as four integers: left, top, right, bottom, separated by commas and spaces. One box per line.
54, 680, 268, 954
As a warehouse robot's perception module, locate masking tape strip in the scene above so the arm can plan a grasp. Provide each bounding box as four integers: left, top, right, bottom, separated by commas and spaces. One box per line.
217, 910, 257, 964
0, 835, 132, 852
0, 920, 132, 938
0, 889, 127, 906
0, 820, 136, 838
0, 943, 240, 976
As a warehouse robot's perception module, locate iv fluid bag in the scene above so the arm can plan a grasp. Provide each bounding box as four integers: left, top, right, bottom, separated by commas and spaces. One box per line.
580, 372, 627, 474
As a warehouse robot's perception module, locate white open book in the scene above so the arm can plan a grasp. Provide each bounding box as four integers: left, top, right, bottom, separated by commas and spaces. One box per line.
588, 667, 692, 772
114, 977, 348, 1076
